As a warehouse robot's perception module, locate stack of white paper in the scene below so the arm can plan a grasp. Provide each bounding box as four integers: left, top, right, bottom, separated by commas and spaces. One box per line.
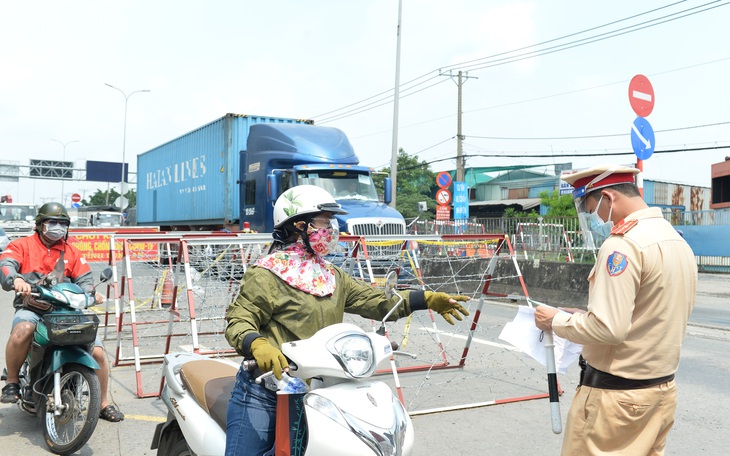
498, 305, 583, 374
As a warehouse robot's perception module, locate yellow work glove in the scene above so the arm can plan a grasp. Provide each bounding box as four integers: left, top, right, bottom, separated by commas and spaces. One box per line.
424, 291, 470, 325
250, 338, 289, 380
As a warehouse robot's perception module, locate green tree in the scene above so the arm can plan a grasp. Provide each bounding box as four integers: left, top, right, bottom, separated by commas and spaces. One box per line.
372, 149, 436, 220
82, 188, 136, 208
502, 207, 539, 218
539, 190, 576, 217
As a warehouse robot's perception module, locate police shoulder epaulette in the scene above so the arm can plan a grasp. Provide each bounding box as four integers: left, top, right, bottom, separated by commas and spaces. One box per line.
611, 219, 638, 235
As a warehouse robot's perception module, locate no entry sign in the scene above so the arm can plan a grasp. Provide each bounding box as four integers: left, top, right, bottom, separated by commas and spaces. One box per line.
628, 74, 654, 118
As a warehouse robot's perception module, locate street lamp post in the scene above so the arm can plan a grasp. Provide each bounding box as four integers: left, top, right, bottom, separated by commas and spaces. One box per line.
105, 83, 150, 212
50, 139, 79, 206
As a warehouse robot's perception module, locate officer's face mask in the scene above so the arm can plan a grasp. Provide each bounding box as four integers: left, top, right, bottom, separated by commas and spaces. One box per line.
43, 220, 69, 242
588, 194, 613, 239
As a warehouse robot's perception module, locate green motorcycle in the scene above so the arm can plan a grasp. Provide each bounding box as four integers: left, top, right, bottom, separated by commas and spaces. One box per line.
2, 268, 112, 455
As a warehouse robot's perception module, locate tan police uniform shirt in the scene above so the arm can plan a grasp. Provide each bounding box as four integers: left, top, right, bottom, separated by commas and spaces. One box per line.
552, 207, 697, 379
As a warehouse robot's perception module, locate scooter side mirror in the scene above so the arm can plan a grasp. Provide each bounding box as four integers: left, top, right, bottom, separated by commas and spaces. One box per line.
378, 270, 404, 335
99, 268, 113, 283
383, 270, 398, 300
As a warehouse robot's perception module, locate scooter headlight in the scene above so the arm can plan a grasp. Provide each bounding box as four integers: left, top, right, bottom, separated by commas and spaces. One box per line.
68, 291, 92, 310
304, 391, 410, 456
52, 289, 92, 310
304, 393, 350, 429
329, 334, 375, 378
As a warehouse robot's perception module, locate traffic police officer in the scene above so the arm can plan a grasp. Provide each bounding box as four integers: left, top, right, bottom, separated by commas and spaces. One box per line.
535, 164, 697, 455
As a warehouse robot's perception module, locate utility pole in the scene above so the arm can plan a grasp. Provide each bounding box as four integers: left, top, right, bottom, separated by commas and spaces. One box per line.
441, 70, 477, 182
105, 83, 150, 212
389, 0, 403, 209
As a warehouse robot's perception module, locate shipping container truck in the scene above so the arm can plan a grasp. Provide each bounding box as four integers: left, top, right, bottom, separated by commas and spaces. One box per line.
136, 113, 406, 238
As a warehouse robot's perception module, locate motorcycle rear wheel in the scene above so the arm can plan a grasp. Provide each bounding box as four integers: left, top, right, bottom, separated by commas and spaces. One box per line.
39, 364, 101, 456
157, 424, 194, 456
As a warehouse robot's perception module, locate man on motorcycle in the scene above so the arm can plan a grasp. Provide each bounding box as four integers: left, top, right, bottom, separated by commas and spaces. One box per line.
224, 185, 471, 455
0, 202, 124, 422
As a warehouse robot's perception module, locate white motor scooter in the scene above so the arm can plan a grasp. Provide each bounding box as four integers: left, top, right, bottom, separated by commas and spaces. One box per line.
152, 272, 415, 456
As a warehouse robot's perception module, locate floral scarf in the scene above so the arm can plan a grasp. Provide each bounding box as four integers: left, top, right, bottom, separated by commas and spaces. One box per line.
256, 241, 336, 296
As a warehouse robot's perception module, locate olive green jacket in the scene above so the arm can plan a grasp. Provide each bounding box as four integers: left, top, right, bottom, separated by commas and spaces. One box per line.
225, 265, 426, 357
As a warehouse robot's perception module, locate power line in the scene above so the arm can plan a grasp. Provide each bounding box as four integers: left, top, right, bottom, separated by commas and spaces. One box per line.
468, 120, 730, 141
309, 72, 440, 120
316, 78, 449, 124
374, 53, 730, 163
394, 144, 730, 172
443, 144, 730, 162
459, 55, 730, 119
374, 136, 455, 169
437, 1, 690, 72
310, 1, 728, 124
452, 1, 728, 74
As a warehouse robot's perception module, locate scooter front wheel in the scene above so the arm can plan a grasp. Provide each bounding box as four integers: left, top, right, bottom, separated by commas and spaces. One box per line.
39, 364, 101, 456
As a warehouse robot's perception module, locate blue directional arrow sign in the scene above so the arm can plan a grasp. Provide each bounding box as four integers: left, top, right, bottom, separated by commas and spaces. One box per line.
631, 117, 655, 160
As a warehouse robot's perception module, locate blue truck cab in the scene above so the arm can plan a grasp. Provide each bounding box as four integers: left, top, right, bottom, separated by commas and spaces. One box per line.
136, 114, 404, 241
241, 123, 406, 237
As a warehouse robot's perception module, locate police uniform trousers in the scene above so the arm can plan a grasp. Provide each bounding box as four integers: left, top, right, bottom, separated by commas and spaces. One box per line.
561, 380, 676, 456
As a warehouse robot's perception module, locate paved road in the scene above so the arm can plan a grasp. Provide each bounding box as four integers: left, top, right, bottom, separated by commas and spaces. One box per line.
0, 273, 728, 455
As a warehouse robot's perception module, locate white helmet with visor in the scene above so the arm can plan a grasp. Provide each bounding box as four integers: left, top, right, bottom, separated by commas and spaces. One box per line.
562, 165, 639, 248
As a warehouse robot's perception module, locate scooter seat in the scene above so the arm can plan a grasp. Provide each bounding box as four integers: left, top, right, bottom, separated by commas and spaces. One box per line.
179, 360, 238, 430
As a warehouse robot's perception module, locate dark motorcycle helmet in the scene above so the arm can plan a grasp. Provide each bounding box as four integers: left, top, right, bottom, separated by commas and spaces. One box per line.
35, 202, 71, 232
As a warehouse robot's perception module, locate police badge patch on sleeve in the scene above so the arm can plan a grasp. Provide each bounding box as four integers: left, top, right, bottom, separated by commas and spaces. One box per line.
606, 251, 628, 276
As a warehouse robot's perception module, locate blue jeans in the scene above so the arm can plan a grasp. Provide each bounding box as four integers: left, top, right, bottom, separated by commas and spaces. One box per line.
225, 366, 277, 456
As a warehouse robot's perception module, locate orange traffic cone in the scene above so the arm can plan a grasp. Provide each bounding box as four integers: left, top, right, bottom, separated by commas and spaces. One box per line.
161, 272, 175, 308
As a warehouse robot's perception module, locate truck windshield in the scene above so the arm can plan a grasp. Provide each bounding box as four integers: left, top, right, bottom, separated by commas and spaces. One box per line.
0, 205, 37, 222
93, 213, 123, 227
296, 171, 378, 201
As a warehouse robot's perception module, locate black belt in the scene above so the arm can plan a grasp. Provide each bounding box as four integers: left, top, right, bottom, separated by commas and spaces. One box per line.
579, 356, 674, 390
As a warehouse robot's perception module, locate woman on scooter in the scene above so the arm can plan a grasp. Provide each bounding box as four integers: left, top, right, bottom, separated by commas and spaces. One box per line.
224, 185, 470, 455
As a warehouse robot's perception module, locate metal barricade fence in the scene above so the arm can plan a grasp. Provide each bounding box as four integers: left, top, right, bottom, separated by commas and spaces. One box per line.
102, 232, 271, 397
89, 231, 564, 414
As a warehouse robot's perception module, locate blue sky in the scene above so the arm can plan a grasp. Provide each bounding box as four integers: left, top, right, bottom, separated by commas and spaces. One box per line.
2, 0, 729, 205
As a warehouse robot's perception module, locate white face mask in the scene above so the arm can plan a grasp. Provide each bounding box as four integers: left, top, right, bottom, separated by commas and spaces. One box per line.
43, 223, 68, 242
588, 194, 613, 239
